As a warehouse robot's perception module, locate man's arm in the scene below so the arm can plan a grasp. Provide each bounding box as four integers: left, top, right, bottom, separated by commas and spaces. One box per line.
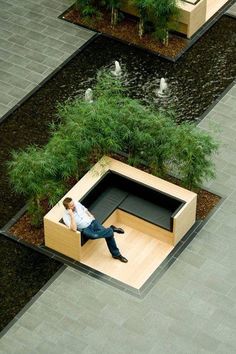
68, 209, 77, 232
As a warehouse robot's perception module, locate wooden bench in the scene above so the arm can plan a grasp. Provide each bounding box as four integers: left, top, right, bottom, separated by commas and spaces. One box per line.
44, 157, 197, 261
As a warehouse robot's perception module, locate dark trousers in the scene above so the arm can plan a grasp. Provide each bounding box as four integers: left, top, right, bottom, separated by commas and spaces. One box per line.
82, 220, 120, 257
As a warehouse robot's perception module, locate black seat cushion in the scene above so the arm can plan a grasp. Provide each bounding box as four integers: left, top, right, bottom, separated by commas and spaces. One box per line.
119, 194, 173, 230
86, 186, 128, 223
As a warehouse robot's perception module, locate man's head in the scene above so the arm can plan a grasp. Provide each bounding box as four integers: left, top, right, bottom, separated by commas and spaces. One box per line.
63, 197, 75, 211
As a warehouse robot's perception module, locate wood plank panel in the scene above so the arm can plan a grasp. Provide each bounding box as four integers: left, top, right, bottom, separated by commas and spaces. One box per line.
80, 215, 173, 289
206, 0, 229, 20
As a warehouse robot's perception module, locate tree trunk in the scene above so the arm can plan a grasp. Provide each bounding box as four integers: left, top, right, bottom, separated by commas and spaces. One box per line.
138, 17, 144, 38
163, 30, 169, 46
111, 7, 118, 28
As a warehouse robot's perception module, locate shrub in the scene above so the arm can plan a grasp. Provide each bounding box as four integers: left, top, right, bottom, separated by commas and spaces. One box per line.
7, 70, 219, 226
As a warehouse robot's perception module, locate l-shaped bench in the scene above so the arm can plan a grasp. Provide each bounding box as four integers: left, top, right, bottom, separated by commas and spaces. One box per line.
44, 157, 197, 261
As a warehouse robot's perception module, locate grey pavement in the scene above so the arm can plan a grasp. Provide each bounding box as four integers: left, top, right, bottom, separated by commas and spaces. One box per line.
0, 2, 236, 354
0, 0, 95, 118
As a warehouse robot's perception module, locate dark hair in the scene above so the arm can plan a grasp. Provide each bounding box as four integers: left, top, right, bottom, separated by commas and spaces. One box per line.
63, 197, 72, 209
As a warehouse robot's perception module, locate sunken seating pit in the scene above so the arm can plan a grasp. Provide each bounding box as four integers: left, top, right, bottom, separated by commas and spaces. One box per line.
44, 157, 197, 262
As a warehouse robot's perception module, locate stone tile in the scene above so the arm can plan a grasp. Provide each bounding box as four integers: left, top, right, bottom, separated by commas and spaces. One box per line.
7, 54, 32, 67
24, 49, 48, 63
188, 296, 216, 318
7, 326, 42, 348
203, 273, 233, 295
195, 240, 225, 262
0, 1, 13, 11
25, 20, 48, 32
25, 71, 47, 84
24, 10, 44, 22
34, 321, 66, 344
56, 332, 88, 353
183, 279, 213, 300
7, 13, 31, 27
39, 36, 66, 49
5, 64, 33, 79
24, 39, 49, 53
7, 97, 19, 108
7, 23, 29, 36
41, 26, 69, 39
0, 28, 12, 39
42, 46, 66, 59
216, 342, 236, 354
0, 48, 12, 60
54, 315, 88, 337
213, 323, 236, 347
58, 42, 81, 53
27, 302, 64, 323
0, 80, 13, 93
209, 182, 234, 197
33, 340, 59, 354
0, 38, 14, 51
0, 336, 21, 354
0, 103, 9, 116
7, 5, 28, 16
25, 30, 48, 42
178, 249, 206, 268
41, 6, 62, 18
42, 56, 63, 69
210, 308, 236, 331
41, 16, 63, 28
193, 331, 221, 352
26, 61, 49, 75
0, 58, 13, 71
7, 43, 29, 57
227, 285, 236, 301
0, 92, 15, 105
17, 312, 43, 331
41, 0, 64, 10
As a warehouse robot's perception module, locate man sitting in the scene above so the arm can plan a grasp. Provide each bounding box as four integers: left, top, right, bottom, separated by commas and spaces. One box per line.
63, 197, 128, 263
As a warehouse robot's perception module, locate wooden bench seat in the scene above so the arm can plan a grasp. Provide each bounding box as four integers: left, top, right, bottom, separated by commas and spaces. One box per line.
44, 157, 197, 261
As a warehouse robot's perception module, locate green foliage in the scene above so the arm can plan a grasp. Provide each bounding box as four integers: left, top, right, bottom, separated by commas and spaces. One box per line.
7, 70, 219, 226
171, 124, 219, 190
131, 0, 179, 42
75, 0, 101, 18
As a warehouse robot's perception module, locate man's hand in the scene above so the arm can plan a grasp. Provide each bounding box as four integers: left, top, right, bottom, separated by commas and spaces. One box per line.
68, 208, 77, 231
68, 208, 74, 216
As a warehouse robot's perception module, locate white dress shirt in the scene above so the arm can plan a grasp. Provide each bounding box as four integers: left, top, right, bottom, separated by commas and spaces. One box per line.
63, 201, 94, 231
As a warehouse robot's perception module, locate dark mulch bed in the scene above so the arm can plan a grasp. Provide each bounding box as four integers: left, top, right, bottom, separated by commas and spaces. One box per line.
63, 8, 188, 59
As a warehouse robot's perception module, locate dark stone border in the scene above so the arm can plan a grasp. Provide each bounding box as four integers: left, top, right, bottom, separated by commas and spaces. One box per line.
59, 0, 235, 62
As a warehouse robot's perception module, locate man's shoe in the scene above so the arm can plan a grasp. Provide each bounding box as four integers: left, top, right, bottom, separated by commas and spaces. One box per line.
110, 225, 125, 234
113, 255, 128, 263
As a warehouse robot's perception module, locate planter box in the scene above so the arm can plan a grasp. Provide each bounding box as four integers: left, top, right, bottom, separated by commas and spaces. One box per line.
44, 157, 197, 263
120, 0, 230, 39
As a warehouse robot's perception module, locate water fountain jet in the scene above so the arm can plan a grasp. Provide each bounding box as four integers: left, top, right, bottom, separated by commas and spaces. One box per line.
111, 60, 122, 76
157, 78, 168, 97
85, 88, 93, 103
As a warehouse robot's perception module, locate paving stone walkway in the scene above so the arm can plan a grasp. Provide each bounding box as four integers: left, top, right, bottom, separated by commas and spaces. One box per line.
0, 0, 95, 119
0, 1, 236, 353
